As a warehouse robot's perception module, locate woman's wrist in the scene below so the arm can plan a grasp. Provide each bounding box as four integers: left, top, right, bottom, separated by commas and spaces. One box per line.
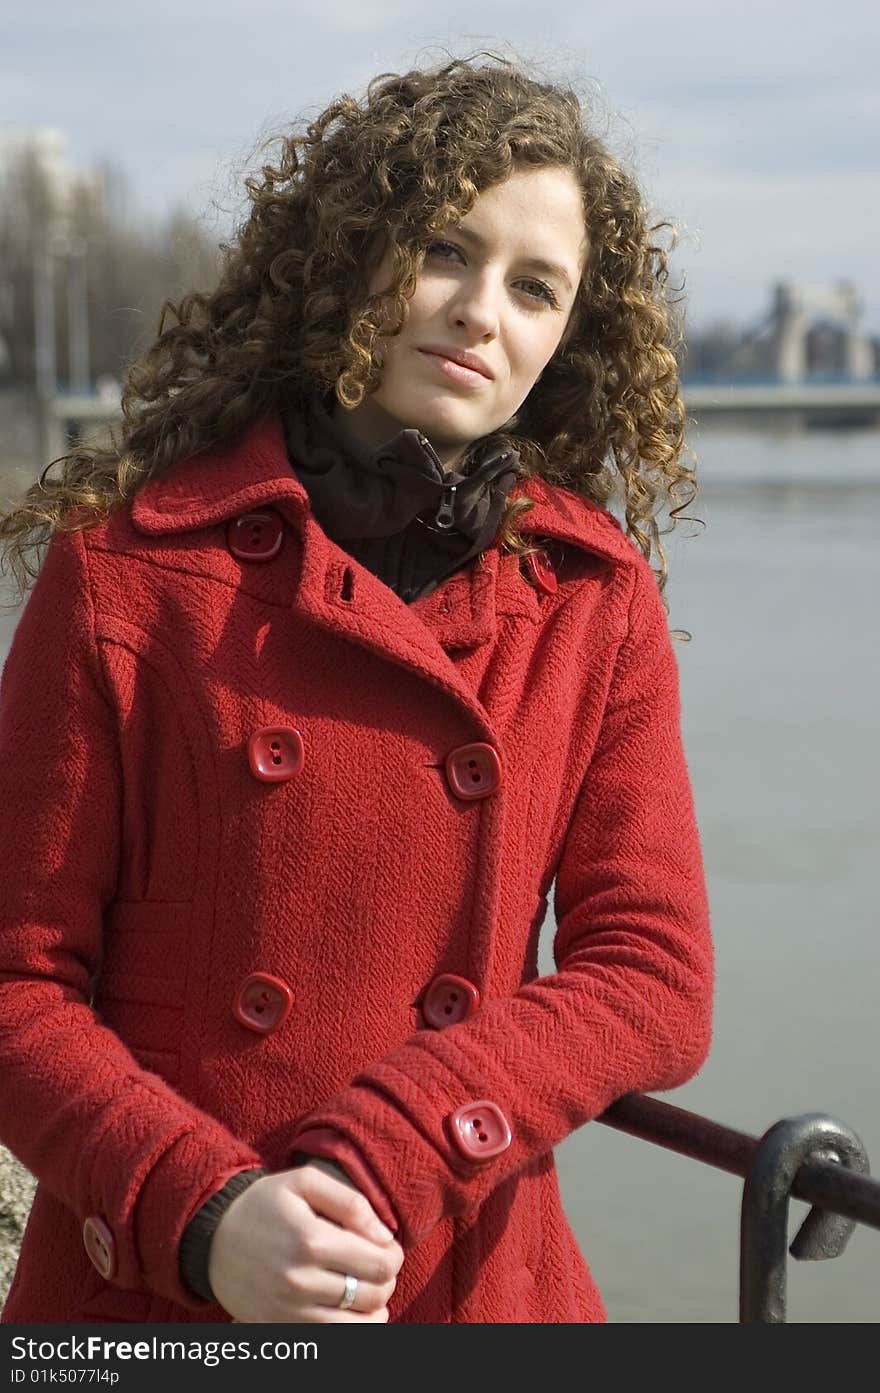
179, 1168, 270, 1302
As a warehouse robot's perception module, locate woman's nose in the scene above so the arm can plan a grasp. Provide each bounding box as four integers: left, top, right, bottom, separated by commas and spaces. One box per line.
447, 273, 500, 339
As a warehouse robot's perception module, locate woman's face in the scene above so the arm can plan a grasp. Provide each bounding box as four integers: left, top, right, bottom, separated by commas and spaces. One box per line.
339, 165, 589, 470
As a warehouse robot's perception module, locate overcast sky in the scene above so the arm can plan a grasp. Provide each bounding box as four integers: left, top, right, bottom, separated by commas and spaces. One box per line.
4, 0, 878, 332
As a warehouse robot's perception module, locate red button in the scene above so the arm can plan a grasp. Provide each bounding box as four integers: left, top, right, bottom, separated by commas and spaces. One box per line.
444, 743, 502, 801
247, 727, 304, 782
82, 1216, 117, 1280
422, 974, 481, 1029
523, 548, 558, 595
233, 973, 294, 1034
448, 1101, 513, 1162
227, 511, 284, 562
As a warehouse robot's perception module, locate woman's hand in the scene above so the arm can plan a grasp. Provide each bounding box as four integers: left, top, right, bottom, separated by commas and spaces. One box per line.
207, 1162, 404, 1323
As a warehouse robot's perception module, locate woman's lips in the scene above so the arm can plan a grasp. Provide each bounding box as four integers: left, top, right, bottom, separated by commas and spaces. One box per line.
417, 349, 491, 388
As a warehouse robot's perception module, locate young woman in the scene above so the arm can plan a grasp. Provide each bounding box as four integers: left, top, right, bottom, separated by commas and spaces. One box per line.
0, 55, 713, 1324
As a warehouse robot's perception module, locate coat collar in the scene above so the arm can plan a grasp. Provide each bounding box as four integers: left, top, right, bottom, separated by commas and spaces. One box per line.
130, 417, 638, 726
131, 414, 635, 569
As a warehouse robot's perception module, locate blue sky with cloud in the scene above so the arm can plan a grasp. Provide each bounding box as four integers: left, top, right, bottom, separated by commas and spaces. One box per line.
4, 0, 878, 331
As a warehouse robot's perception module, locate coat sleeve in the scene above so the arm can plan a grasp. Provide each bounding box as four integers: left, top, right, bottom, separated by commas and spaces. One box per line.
282, 558, 715, 1246
0, 529, 263, 1308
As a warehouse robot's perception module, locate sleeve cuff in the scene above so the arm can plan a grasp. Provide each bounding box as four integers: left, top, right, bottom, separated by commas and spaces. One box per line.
291, 1128, 399, 1235
178, 1168, 269, 1302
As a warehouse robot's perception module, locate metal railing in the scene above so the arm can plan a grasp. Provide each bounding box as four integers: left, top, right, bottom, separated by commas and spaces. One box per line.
599, 1094, 878, 1322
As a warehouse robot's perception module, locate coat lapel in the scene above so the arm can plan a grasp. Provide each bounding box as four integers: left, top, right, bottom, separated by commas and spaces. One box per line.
131, 416, 637, 723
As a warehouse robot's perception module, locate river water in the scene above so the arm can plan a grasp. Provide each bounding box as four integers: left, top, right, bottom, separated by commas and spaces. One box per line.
1, 426, 878, 1322
550, 425, 880, 1322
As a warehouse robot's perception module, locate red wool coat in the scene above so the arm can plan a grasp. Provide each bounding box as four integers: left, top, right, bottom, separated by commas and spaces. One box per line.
0, 417, 713, 1324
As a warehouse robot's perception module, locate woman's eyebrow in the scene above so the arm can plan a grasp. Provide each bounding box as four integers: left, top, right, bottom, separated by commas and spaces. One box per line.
452, 223, 574, 292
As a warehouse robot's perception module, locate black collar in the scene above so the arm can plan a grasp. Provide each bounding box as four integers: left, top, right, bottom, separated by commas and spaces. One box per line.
280, 393, 522, 603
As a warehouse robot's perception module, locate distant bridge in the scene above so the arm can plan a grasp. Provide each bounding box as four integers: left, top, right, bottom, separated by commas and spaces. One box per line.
681, 379, 880, 428
770, 281, 874, 382
44, 377, 880, 461
701, 280, 876, 384
679, 280, 879, 426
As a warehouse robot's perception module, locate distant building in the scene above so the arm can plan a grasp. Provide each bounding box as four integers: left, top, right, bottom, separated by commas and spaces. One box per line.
0, 128, 105, 391
0, 127, 104, 238
0, 128, 77, 211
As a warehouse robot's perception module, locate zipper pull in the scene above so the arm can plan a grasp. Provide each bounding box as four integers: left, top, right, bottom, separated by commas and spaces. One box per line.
434, 484, 457, 530
417, 432, 445, 472
414, 433, 459, 529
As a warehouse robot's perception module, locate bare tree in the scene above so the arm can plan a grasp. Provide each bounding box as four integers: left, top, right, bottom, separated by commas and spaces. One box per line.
0, 146, 221, 391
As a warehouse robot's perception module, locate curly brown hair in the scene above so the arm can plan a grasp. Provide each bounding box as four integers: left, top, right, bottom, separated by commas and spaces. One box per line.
0, 53, 700, 613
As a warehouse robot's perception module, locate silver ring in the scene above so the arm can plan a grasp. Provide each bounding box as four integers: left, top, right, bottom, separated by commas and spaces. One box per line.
338, 1273, 358, 1310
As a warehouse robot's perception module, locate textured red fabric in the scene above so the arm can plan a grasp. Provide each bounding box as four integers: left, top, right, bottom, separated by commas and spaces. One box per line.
290, 1128, 399, 1234
0, 416, 713, 1323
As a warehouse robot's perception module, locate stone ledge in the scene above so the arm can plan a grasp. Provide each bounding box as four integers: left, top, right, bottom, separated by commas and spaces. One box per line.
0, 1146, 36, 1309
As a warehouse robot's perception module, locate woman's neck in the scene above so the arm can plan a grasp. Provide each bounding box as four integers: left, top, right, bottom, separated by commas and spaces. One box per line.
330, 396, 467, 474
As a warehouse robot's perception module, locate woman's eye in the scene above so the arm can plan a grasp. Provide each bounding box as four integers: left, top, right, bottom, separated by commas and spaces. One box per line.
519, 279, 558, 306
426, 239, 463, 261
